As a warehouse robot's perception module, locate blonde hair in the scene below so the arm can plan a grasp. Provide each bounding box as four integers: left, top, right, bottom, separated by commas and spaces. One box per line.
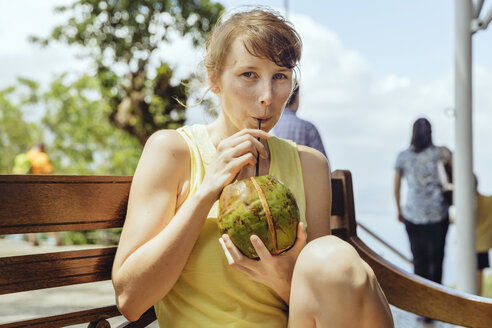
204, 7, 302, 78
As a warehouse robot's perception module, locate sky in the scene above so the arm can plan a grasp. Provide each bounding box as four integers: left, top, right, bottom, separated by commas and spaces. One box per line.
1, 0, 492, 221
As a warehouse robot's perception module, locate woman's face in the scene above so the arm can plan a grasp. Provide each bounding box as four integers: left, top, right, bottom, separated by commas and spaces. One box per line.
212, 38, 294, 134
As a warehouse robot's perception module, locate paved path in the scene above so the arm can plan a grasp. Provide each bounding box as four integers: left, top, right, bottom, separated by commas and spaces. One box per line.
0, 238, 462, 327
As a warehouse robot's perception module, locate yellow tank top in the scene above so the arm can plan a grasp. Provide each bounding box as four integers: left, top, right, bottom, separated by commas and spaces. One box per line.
154, 125, 306, 327
476, 194, 492, 252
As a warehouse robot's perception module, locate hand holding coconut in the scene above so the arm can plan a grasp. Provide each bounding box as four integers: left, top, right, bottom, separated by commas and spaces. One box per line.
220, 221, 307, 304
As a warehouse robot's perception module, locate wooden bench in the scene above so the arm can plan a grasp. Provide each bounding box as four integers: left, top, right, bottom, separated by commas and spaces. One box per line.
0, 170, 491, 327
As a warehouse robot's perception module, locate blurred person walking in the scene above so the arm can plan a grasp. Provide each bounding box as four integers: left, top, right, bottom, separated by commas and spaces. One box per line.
394, 118, 451, 322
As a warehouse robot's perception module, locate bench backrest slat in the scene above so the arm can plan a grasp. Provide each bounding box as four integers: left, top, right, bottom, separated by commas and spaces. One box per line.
0, 175, 131, 234
0, 247, 116, 294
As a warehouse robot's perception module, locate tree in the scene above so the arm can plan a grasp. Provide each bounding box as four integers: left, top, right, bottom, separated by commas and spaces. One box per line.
1, 75, 142, 176
0, 80, 43, 174
41, 74, 142, 175
31, 0, 224, 145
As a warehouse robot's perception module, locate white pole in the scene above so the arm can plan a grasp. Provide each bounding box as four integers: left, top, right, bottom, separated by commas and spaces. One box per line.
454, 0, 477, 294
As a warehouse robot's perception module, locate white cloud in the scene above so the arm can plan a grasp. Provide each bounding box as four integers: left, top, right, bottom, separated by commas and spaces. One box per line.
287, 12, 492, 216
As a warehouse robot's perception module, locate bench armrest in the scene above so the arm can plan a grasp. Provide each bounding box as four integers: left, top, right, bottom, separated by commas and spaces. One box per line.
350, 235, 492, 328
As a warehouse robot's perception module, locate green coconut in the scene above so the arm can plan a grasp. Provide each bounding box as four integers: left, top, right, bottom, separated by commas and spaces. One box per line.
218, 175, 300, 259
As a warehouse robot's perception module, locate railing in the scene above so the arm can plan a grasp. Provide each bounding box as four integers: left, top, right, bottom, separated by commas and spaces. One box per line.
356, 222, 413, 265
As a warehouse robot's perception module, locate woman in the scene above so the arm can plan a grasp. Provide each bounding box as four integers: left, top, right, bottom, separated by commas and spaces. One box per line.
112, 8, 393, 328
394, 118, 451, 316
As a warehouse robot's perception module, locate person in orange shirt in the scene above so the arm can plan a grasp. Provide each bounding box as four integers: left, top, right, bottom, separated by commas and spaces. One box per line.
25, 143, 62, 246
26, 143, 53, 174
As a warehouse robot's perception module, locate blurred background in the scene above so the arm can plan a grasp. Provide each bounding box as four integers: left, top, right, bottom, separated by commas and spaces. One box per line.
1, 0, 491, 295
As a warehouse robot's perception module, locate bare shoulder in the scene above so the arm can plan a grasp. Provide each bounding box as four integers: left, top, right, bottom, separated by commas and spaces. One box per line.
297, 145, 331, 179
133, 129, 190, 191
144, 129, 189, 157
139, 130, 189, 169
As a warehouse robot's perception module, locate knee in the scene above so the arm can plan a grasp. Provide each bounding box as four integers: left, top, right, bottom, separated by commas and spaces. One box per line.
295, 236, 376, 294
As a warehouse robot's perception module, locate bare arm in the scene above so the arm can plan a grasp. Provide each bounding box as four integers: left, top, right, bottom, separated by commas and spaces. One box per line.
298, 145, 331, 242
112, 130, 215, 320
394, 170, 404, 223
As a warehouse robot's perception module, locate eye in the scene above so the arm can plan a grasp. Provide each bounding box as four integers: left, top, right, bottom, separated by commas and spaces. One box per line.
241, 72, 256, 79
273, 73, 288, 80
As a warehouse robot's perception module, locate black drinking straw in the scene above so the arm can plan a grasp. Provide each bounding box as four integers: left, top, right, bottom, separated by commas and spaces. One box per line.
256, 119, 261, 176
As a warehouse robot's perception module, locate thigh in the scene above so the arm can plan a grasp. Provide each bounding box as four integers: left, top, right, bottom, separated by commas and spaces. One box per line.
289, 236, 393, 328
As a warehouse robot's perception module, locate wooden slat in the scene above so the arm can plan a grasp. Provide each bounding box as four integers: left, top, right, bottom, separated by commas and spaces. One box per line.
0, 247, 116, 294
0, 175, 132, 234
0, 175, 153, 327
0, 305, 121, 328
350, 236, 492, 328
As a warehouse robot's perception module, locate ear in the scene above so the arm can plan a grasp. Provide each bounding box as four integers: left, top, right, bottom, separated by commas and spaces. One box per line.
208, 70, 221, 94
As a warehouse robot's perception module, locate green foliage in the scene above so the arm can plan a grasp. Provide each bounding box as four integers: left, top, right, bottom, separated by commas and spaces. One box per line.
1, 74, 141, 176
62, 228, 122, 245
12, 153, 32, 174
40, 74, 142, 175
0, 82, 43, 174
32, 0, 224, 144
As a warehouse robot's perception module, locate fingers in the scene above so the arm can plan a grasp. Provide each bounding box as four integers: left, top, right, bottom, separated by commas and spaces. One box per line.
250, 235, 273, 261
235, 128, 271, 141
200, 129, 271, 199
212, 131, 269, 180
218, 131, 269, 159
219, 237, 235, 264
289, 222, 307, 254
298, 222, 307, 242
220, 234, 245, 262
219, 234, 256, 276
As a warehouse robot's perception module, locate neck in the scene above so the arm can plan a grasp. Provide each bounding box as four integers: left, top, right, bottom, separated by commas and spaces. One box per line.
207, 116, 233, 148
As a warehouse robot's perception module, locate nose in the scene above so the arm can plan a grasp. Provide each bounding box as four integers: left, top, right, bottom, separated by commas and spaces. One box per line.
258, 80, 273, 107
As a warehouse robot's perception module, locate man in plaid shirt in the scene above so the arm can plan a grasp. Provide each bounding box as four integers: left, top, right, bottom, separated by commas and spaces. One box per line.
273, 86, 327, 157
